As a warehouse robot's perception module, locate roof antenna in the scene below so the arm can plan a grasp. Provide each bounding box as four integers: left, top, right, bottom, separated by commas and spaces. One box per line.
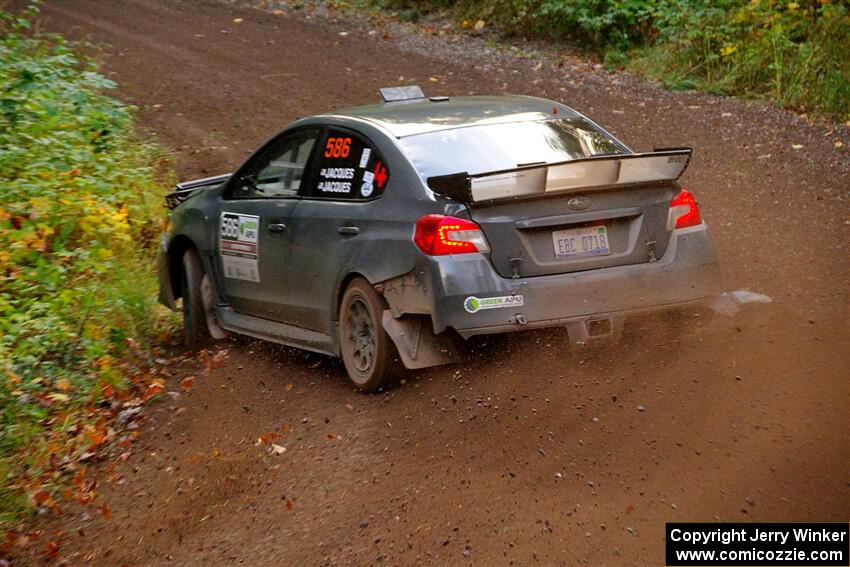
380, 85, 426, 103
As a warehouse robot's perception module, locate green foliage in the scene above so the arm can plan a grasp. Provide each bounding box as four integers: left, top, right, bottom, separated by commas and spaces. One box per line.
630, 0, 849, 117
0, 4, 174, 525
369, 0, 850, 119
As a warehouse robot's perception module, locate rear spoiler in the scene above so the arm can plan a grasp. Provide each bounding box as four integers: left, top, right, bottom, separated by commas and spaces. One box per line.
427, 148, 692, 204
165, 173, 231, 209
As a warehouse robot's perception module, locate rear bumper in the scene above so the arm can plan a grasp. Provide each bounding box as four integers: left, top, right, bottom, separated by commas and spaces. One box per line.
425, 223, 721, 337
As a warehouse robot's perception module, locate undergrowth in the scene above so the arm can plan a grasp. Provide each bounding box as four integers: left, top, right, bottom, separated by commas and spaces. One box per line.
348, 0, 850, 120
0, 3, 176, 529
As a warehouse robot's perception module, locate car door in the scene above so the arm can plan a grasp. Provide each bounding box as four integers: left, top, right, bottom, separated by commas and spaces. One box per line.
284, 126, 392, 334
217, 127, 321, 322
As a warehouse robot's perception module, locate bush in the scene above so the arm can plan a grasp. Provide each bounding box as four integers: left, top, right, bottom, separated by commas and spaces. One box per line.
631, 0, 850, 118
368, 0, 850, 119
0, 4, 174, 526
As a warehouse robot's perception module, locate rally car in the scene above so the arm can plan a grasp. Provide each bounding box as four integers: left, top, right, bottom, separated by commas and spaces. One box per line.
157, 87, 720, 392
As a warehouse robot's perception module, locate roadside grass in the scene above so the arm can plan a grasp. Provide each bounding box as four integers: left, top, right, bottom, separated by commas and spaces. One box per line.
0, 4, 176, 529
335, 0, 849, 121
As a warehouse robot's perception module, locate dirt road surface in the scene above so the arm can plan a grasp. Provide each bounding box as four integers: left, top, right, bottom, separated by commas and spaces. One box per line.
16, 0, 849, 565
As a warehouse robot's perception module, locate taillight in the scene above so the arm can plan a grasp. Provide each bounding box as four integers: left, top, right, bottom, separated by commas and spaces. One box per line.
413, 214, 491, 256
668, 188, 702, 230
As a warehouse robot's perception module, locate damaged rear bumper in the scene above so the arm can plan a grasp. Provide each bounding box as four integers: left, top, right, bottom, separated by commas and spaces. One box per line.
385, 223, 720, 340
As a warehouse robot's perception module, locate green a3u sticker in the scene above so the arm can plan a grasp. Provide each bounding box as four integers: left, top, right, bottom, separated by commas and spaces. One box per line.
464, 294, 524, 314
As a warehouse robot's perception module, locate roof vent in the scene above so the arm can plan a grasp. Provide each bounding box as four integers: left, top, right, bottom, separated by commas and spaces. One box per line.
380, 85, 426, 103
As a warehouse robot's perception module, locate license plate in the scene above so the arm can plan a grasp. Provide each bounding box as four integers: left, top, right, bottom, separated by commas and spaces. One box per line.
552, 226, 610, 258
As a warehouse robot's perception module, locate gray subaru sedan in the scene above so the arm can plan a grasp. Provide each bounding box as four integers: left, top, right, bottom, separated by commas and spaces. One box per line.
157, 87, 720, 392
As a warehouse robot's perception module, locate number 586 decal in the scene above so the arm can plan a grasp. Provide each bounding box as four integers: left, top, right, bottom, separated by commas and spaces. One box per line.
324, 137, 351, 159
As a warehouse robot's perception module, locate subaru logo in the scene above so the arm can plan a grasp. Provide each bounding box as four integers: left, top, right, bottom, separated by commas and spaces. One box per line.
568, 196, 592, 211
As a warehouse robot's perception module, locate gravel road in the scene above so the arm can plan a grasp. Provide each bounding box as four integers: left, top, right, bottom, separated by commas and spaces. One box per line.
16, 0, 849, 565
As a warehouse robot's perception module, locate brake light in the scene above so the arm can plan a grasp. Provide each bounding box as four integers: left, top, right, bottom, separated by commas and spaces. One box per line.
414, 214, 490, 255
668, 188, 702, 229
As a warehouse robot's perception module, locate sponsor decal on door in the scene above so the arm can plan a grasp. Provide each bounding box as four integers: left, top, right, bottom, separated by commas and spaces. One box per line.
220, 212, 260, 282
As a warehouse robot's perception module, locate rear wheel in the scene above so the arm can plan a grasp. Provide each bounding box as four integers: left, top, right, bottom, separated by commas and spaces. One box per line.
339, 278, 398, 392
181, 249, 211, 349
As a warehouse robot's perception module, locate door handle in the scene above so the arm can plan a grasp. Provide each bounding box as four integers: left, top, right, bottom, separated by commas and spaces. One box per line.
338, 226, 360, 235
267, 223, 287, 232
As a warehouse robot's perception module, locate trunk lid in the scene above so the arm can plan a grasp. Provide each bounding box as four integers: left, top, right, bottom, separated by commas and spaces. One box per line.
467, 184, 675, 278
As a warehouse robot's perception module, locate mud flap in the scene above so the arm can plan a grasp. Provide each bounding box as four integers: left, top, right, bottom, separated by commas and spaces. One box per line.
201, 274, 228, 340
565, 315, 625, 347
382, 311, 464, 370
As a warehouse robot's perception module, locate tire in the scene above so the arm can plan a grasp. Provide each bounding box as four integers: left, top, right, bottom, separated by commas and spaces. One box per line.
339, 278, 399, 392
181, 249, 211, 349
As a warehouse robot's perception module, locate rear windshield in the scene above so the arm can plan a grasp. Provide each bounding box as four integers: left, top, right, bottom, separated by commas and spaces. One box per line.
398, 118, 626, 179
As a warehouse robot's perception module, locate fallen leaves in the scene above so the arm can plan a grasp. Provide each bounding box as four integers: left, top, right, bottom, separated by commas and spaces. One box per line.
2, 530, 19, 555
6, 367, 22, 386
32, 490, 52, 507
44, 539, 61, 560
100, 381, 115, 399
180, 375, 196, 391
72, 474, 97, 505
46, 392, 70, 403
256, 431, 280, 445
84, 429, 107, 447
142, 378, 166, 401
461, 19, 486, 31
199, 349, 229, 373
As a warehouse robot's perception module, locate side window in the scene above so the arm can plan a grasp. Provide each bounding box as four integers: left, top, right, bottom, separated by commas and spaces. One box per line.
301, 129, 390, 200
231, 129, 319, 199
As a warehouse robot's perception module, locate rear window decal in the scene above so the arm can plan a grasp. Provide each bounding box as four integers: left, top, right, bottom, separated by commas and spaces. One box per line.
323, 136, 352, 159
317, 180, 352, 194
373, 161, 388, 189
361, 171, 374, 197
358, 148, 371, 168
220, 212, 260, 282
320, 167, 355, 179
307, 130, 389, 200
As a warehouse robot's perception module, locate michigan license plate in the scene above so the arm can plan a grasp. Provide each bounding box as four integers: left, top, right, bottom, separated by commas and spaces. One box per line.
552, 226, 610, 258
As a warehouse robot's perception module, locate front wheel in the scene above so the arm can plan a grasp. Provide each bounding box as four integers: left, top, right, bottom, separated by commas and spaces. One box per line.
339, 278, 399, 392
